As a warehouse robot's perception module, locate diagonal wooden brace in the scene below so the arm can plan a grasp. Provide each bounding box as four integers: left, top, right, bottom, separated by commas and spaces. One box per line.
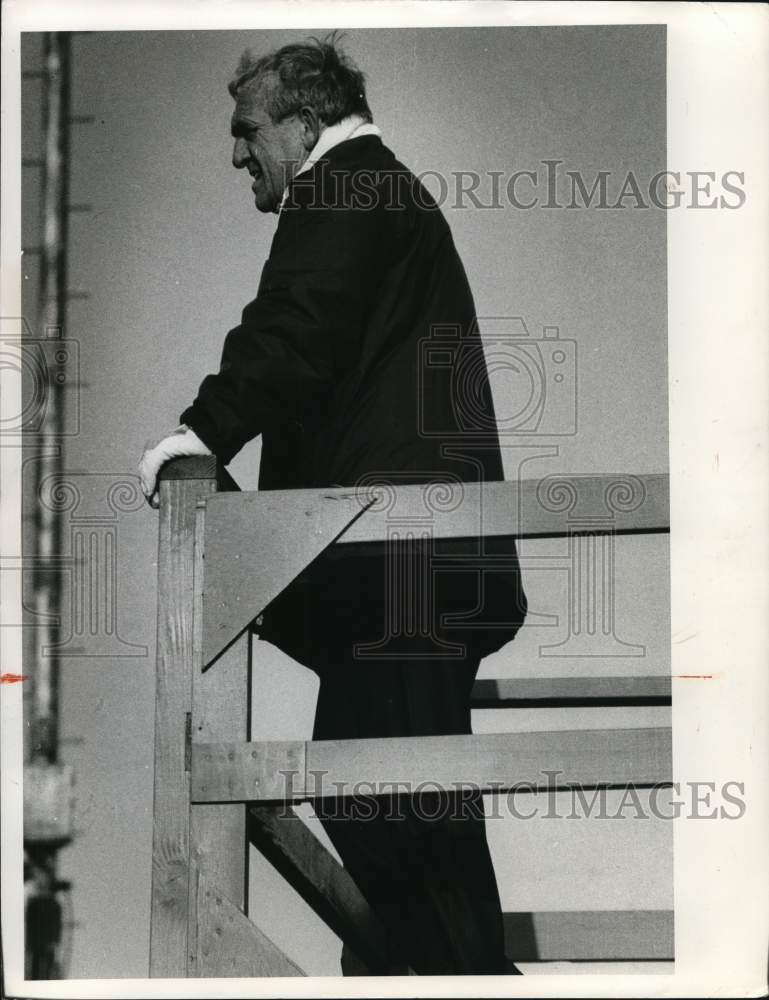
247, 805, 407, 974
191, 867, 305, 977
200, 487, 374, 667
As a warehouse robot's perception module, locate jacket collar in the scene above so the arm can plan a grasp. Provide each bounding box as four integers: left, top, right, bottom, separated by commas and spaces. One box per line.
279, 115, 381, 212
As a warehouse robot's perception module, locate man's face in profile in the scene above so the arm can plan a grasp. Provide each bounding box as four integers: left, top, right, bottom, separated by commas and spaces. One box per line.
230, 79, 308, 213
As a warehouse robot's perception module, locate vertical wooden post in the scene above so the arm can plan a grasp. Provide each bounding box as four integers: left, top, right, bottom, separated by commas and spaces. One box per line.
149, 456, 220, 976
186, 498, 250, 975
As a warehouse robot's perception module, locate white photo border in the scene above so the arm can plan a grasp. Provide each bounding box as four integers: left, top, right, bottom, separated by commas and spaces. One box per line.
2, 2, 768, 997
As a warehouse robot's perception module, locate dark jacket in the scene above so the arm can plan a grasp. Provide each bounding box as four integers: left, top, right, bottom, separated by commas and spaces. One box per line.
181, 135, 526, 664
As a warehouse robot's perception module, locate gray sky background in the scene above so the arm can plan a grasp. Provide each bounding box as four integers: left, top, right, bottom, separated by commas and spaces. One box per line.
21, 25, 669, 977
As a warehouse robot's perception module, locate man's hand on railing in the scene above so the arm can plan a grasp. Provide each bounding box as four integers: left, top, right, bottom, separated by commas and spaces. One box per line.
139, 425, 212, 508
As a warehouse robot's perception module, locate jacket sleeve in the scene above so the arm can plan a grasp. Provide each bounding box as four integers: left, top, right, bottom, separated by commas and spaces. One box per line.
180, 197, 391, 464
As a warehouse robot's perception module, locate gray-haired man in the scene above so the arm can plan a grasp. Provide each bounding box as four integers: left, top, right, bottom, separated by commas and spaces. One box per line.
140, 34, 527, 975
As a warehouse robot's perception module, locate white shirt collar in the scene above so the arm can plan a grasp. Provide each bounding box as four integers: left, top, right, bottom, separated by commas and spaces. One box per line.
279, 114, 381, 212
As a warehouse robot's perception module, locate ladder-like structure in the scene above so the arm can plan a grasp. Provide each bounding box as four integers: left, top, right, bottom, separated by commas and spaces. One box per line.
148, 457, 672, 976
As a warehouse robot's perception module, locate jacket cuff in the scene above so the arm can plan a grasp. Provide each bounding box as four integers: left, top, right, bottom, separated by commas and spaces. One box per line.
178, 404, 232, 463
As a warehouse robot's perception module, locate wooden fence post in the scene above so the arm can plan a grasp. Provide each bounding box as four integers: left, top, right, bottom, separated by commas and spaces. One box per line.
186, 500, 251, 975
149, 456, 220, 977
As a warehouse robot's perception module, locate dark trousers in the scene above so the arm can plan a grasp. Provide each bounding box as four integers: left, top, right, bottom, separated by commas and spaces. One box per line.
310, 655, 509, 975
260, 538, 526, 975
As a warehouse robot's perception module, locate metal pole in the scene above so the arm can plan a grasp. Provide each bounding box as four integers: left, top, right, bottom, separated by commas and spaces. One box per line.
31, 32, 71, 765
25, 31, 72, 982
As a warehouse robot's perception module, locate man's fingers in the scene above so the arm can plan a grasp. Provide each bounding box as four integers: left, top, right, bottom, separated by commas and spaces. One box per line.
139, 465, 154, 498
139, 448, 161, 499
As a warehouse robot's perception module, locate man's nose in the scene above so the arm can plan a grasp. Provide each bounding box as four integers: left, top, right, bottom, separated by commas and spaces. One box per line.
232, 137, 249, 169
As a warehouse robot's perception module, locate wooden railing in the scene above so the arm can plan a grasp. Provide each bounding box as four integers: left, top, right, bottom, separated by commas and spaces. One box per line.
149, 457, 672, 976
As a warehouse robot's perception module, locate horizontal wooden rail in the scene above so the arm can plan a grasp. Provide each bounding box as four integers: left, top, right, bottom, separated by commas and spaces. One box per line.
340, 474, 669, 542
471, 675, 671, 707
191, 728, 672, 804
504, 909, 673, 963
201, 472, 669, 666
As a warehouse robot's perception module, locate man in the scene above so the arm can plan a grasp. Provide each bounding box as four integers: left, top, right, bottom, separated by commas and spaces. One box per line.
139, 35, 527, 975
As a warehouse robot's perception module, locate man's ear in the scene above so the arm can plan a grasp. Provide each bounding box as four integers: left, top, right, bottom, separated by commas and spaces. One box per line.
298, 106, 322, 150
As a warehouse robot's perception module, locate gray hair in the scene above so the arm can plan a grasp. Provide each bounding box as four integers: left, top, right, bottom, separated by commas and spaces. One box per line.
229, 32, 373, 126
